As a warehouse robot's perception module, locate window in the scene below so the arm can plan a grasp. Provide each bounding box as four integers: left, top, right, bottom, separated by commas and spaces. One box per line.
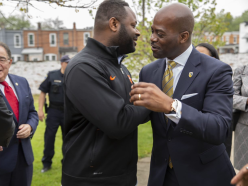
49, 33, 56, 47
17, 57, 21, 61
44, 54, 56, 61
226, 36, 229, 44
233, 36, 237, 44
14, 34, 21, 48
63, 33, 69, 45
28, 33, 35, 46
84, 32, 90, 46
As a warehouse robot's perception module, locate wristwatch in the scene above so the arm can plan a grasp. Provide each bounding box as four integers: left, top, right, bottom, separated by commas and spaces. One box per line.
171, 99, 178, 112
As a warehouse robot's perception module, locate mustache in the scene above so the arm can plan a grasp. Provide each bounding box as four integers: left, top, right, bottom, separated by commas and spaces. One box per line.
133, 36, 138, 41
151, 42, 160, 48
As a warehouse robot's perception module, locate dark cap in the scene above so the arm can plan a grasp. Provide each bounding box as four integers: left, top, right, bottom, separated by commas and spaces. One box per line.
60, 55, 70, 63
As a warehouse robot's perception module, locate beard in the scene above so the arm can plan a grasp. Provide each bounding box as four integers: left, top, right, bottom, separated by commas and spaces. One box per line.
117, 24, 136, 55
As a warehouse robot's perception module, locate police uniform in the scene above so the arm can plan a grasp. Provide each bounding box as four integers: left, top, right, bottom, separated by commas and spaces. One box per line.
39, 69, 64, 169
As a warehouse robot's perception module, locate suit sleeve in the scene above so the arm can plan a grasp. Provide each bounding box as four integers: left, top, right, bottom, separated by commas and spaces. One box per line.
0, 92, 14, 147
25, 79, 39, 136
178, 64, 233, 145
233, 65, 248, 111
65, 63, 150, 139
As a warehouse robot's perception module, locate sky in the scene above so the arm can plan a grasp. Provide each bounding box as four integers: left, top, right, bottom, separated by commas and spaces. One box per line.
1, 0, 248, 29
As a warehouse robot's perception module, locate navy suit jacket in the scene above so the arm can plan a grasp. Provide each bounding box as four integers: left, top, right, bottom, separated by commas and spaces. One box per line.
140, 47, 236, 186
0, 74, 38, 174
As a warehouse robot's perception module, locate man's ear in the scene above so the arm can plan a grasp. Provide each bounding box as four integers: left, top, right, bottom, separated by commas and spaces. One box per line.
179, 31, 190, 44
109, 17, 120, 32
9, 58, 13, 66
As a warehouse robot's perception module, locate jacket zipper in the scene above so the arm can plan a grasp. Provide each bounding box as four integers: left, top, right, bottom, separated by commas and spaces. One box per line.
120, 67, 130, 102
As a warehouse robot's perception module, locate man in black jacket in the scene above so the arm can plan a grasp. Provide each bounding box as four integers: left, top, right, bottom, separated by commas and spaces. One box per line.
62, 0, 150, 185
0, 91, 14, 150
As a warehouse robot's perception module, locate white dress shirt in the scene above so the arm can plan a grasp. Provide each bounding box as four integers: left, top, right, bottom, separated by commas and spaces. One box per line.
164, 44, 193, 124
0, 75, 19, 100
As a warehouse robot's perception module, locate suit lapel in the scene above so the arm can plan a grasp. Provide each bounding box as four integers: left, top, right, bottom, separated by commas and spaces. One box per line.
173, 47, 201, 101
150, 59, 168, 130
8, 74, 23, 125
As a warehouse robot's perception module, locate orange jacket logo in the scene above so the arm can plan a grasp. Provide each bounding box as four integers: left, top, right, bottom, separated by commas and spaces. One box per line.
110, 76, 116, 80
127, 75, 133, 84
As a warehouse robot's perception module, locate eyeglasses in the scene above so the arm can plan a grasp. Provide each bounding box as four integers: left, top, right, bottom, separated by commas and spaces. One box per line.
0, 57, 10, 64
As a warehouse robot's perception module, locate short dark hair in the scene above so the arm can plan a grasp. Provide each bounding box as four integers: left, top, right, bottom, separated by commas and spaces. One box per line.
95, 0, 129, 23
196, 43, 220, 60
0, 42, 11, 59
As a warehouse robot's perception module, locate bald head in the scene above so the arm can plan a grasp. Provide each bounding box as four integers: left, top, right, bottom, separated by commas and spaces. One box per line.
150, 3, 194, 59
155, 3, 194, 35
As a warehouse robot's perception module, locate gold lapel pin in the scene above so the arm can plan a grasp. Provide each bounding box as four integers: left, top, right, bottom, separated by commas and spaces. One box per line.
15, 83, 18, 86
189, 72, 193, 78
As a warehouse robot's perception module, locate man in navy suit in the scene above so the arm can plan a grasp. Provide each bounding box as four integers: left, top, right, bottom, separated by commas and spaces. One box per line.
0, 42, 39, 186
130, 3, 235, 186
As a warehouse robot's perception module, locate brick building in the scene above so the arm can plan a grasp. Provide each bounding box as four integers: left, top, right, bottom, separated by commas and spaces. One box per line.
204, 31, 239, 54
218, 31, 239, 54
22, 23, 93, 61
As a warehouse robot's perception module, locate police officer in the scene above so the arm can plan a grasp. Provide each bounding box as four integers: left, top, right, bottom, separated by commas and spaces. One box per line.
38, 55, 70, 173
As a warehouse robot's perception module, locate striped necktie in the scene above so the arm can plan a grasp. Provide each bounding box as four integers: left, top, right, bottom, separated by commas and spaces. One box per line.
162, 61, 177, 97
162, 60, 177, 169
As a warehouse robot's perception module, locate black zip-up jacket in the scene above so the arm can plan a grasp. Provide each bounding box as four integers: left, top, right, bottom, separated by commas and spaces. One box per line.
62, 38, 150, 186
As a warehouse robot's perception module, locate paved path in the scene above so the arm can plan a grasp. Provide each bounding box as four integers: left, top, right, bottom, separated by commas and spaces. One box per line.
137, 132, 237, 186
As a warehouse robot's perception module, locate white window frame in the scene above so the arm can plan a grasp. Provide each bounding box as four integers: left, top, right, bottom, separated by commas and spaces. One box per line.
14, 34, 21, 48
226, 36, 229, 44
233, 36, 237, 44
84, 32, 90, 46
49, 33, 57, 47
212, 36, 216, 42
44, 53, 57, 61
28, 33, 35, 47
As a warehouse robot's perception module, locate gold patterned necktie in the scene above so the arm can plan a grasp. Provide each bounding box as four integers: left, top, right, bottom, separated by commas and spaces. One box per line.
162, 60, 177, 169
162, 61, 177, 97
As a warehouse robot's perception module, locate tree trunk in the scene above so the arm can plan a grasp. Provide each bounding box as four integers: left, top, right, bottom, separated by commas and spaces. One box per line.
142, 0, 145, 26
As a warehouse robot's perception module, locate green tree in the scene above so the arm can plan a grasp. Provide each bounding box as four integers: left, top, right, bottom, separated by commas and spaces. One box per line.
228, 10, 248, 31
41, 17, 65, 29
124, 0, 231, 82
0, 12, 34, 29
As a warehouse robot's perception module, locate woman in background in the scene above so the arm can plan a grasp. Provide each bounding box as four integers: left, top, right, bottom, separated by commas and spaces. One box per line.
196, 43, 220, 59
196, 43, 232, 158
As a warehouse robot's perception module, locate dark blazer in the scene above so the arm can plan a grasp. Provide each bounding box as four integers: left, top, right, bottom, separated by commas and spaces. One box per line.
0, 74, 38, 174
0, 91, 14, 147
140, 47, 235, 186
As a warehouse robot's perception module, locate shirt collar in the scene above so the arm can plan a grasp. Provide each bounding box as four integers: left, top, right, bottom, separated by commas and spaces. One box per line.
117, 56, 124, 65
166, 44, 193, 66
4, 75, 11, 85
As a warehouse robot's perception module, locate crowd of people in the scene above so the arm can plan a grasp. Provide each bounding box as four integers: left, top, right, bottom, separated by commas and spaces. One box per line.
0, 0, 248, 186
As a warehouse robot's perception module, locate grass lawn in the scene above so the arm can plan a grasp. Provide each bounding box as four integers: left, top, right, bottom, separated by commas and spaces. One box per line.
31, 95, 153, 186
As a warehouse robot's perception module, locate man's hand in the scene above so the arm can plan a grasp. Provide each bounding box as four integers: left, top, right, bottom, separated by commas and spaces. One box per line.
38, 110, 45, 122
231, 164, 248, 186
130, 82, 173, 113
16, 124, 32, 139
0, 146, 3, 151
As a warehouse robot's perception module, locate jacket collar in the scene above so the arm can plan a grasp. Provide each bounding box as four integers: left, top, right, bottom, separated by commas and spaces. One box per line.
84, 38, 127, 65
